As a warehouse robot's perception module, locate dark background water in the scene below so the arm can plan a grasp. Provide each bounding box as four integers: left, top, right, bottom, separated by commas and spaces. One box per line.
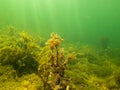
0, 0, 120, 47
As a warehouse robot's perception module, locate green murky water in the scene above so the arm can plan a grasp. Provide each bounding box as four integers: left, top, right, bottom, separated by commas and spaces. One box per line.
0, 0, 120, 46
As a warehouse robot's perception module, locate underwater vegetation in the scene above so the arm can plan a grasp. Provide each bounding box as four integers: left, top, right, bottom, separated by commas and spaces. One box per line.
100, 37, 110, 50
38, 32, 75, 90
0, 26, 120, 90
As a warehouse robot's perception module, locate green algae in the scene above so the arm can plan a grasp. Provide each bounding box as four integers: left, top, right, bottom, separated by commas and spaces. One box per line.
0, 26, 120, 90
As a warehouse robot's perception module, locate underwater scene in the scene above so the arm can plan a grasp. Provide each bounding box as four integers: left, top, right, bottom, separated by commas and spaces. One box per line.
0, 0, 120, 90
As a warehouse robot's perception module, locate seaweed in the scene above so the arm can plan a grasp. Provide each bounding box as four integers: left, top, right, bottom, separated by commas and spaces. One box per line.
0, 26, 120, 90
38, 32, 75, 90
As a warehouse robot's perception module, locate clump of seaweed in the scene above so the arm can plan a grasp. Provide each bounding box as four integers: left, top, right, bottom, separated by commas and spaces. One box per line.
100, 37, 110, 50
38, 32, 74, 90
0, 27, 40, 76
